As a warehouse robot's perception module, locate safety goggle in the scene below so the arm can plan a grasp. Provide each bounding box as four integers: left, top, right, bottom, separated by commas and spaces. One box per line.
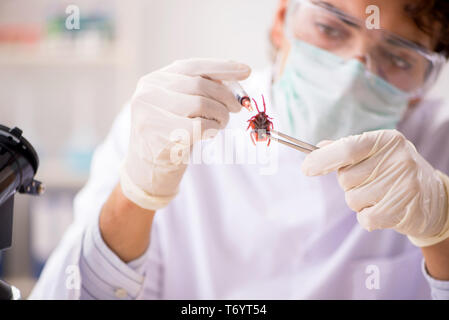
285, 0, 447, 98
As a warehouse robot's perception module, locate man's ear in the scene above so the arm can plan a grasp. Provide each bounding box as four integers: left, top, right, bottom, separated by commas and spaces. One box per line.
270, 0, 289, 50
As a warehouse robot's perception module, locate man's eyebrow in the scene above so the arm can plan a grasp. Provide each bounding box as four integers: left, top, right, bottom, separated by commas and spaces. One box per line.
313, 1, 361, 29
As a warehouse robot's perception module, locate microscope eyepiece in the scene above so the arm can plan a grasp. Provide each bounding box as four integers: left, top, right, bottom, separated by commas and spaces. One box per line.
0, 125, 43, 250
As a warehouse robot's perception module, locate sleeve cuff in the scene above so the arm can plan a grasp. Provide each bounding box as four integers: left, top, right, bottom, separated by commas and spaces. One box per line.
421, 259, 449, 300
79, 218, 148, 299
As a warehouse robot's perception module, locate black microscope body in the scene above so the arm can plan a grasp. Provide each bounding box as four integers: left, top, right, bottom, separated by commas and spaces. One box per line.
0, 125, 43, 299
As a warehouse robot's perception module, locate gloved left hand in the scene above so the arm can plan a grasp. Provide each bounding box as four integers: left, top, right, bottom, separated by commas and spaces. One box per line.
301, 129, 449, 247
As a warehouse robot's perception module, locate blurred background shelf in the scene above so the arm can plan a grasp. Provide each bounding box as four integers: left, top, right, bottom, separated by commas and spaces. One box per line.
0, 0, 143, 298
0, 46, 122, 68
37, 157, 90, 189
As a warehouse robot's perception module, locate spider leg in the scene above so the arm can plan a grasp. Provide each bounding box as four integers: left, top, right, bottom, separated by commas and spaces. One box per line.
252, 98, 261, 113
250, 131, 257, 146
262, 94, 266, 113
247, 121, 256, 131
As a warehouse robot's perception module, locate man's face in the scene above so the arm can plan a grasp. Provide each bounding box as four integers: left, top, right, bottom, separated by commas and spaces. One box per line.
277, 0, 439, 95
283, 0, 435, 52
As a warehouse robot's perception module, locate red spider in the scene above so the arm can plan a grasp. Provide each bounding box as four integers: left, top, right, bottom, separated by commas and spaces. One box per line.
247, 95, 273, 146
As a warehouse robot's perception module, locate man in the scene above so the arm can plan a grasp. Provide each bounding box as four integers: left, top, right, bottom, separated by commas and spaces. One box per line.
31, 0, 449, 299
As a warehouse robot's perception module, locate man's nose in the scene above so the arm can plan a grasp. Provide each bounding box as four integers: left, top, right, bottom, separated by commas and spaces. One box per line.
353, 54, 368, 65
348, 38, 373, 68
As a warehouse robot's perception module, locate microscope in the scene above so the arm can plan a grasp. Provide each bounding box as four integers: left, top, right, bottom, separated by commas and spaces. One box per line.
0, 125, 44, 300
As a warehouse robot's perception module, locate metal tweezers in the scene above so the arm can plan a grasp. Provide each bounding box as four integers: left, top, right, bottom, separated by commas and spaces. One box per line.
269, 130, 319, 154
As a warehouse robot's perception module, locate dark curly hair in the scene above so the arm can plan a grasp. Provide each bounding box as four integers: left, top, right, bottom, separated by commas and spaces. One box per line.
405, 0, 449, 57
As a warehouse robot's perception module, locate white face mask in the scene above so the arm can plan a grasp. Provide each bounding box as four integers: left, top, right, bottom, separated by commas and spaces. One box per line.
272, 39, 410, 145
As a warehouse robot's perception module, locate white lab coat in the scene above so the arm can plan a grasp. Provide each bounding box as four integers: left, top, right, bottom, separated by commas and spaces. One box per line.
30, 68, 449, 299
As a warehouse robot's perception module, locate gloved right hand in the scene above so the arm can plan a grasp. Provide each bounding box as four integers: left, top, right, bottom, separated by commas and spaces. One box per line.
120, 58, 251, 210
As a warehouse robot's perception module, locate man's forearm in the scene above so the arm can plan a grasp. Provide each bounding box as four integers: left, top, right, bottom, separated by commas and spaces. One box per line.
99, 183, 156, 263
421, 237, 449, 281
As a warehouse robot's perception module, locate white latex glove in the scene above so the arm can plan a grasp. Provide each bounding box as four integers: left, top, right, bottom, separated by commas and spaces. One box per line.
301, 129, 449, 247
120, 58, 251, 210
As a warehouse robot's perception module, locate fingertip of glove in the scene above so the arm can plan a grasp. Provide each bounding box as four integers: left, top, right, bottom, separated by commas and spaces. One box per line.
230, 63, 251, 80
317, 140, 334, 148
301, 157, 316, 176
356, 209, 378, 232
239, 63, 252, 74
